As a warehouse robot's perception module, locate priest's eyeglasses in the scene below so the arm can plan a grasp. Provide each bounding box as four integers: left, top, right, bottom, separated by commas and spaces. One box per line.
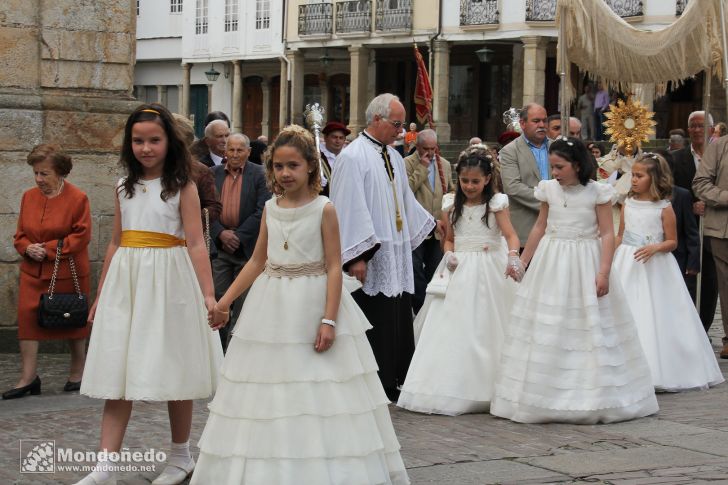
381, 117, 404, 129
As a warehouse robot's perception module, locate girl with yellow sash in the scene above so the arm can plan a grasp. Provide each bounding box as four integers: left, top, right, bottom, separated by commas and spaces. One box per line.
74, 104, 223, 485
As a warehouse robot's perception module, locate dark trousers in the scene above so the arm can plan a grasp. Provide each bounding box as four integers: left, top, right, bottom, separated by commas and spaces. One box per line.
351, 290, 414, 398
212, 250, 248, 352
412, 236, 444, 314
709, 237, 728, 343
684, 238, 719, 333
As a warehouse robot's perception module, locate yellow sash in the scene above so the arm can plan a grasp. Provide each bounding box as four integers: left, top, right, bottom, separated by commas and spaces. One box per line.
120, 230, 186, 248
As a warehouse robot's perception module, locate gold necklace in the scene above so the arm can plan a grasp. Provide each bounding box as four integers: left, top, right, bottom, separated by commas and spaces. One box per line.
278, 197, 299, 250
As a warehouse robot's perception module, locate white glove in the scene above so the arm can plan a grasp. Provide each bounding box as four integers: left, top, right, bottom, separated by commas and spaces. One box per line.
444, 251, 459, 272
507, 255, 525, 282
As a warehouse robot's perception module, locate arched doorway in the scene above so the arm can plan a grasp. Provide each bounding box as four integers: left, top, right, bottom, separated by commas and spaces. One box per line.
242, 76, 263, 139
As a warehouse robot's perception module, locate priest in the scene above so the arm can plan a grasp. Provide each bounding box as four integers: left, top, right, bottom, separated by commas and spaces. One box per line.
330, 93, 435, 401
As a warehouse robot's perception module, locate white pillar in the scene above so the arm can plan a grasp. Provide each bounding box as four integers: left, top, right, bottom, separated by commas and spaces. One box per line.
232, 60, 243, 133
432, 40, 451, 142
348, 44, 370, 134
181, 63, 191, 117
289, 50, 305, 126
261, 77, 271, 138
521, 36, 548, 107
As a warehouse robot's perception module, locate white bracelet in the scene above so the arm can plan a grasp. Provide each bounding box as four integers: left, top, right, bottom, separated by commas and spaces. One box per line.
321, 318, 336, 328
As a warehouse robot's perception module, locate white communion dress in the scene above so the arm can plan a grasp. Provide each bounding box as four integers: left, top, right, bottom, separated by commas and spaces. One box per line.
191, 196, 410, 485
81, 178, 223, 400
612, 197, 724, 391
397, 194, 517, 415
490, 180, 659, 424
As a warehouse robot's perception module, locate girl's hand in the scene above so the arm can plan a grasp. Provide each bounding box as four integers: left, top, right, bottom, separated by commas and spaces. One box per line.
595, 272, 609, 297
634, 244, 658, 263
444, 251, 459, 272
208, 303, 230, 330
314, 323, 335, 352
505, 255, 525, 282
87, 299, 99, 324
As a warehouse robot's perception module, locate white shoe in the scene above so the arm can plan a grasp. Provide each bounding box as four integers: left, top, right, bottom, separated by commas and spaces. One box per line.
152, 457, 195, 485
72, 474, 116, 485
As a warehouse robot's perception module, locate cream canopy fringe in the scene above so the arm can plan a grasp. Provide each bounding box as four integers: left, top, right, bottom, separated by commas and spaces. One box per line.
556, 0, 724, 102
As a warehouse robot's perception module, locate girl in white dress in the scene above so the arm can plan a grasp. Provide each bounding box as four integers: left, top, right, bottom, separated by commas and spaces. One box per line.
613, 153, 723, 391
75, 104, 223, 485
397, 145, 522, 415
194, 125, 409, 485
490, 137, 659, 424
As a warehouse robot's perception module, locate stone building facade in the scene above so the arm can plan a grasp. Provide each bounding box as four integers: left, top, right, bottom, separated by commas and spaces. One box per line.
0, 0, 138, 348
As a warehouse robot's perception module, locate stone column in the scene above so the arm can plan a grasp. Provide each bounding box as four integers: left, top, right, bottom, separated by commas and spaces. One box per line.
156, 85, 167, 106
521, 36, 548, 107
232, 60, 243, 133
261, 77, 271, 139
279, 56, 289, 126
288, 50, 305, 125
348, 45, 370, 134
432, 40, 451, 142
0, 0, 138, 349
511, 43, 524, 109
181, 63, 191, 117
367, 49, 377, 102
319, 74, 330, 116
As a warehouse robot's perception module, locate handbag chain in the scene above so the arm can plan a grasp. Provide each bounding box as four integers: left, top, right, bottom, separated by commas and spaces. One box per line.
47, 239, 83, 300
203, 207, 211, 254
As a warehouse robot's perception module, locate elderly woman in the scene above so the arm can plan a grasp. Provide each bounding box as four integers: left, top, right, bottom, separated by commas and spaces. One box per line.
3, 144, 92, 399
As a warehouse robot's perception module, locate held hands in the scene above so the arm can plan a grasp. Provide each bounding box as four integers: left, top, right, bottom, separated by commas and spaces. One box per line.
348, 260, 367, 283
634, 244, 659, 263
505, 255, 525, 282
25, 243, 46, 262
444, 251, 459, 272
595, 272, 609, 297
314, 323, 335, 353
207, 298, 230, 330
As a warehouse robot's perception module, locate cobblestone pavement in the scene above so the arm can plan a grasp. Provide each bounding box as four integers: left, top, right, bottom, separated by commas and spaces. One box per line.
1, 319, 726, 485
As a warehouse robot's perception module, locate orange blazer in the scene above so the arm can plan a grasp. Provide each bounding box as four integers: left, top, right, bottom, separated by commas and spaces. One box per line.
14, 182, 92, 281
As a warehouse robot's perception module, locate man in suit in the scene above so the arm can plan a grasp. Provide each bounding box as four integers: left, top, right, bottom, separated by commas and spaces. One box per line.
210, 133, 271, 349
694, 134, 728, 358
671, 111, 718, 333
500, 103, 550, 247
404, 128, 453, 313
199, 119, 231, 167
320, 121, 350, 196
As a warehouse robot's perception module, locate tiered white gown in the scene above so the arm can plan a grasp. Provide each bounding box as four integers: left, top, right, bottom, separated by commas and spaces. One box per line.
191, 196, 409, 485
397, 194, 517, 415
490, 180, 659, 424
612, 197, 724, 391
81, 178, 223, 400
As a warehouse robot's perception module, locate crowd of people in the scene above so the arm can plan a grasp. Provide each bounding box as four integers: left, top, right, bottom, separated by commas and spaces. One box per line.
3, 91, 727, 484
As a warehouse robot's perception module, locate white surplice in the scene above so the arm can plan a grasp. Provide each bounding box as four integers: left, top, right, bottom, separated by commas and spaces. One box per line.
331, 131, 435, 297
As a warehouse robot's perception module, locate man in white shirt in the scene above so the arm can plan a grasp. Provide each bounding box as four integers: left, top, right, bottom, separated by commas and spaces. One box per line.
199, 119, 231, 167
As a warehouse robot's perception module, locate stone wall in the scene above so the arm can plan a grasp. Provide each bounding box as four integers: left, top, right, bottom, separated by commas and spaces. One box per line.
0, 0, 139, 350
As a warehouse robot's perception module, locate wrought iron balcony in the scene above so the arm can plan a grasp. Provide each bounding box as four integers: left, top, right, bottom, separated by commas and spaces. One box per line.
375, 0, 412, 32
298, 3, 333, 36
525, 0, 556, 21
676, 0, 688, 15
605, 0, 643, 18
336, 0, 371, 34
460, 0, 499, 26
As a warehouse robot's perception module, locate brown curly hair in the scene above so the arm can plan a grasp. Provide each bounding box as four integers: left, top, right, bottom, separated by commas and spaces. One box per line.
26, 144, 73, 176
263, 125, 321, 195
629, 152, 673, 201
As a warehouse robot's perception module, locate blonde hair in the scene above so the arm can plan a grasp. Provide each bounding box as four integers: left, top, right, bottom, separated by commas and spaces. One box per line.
264, 125, 321, 195
630, 153, 673, 201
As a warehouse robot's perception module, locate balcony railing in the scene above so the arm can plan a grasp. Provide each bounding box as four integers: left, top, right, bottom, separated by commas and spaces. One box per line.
525, 0, 556, 21
375, 0, 412, 32
336, 0, 371, 34
298, 3, 333, 36
676, 0, 688, 15
460, 0, 499, 26
605, 0, 643, 18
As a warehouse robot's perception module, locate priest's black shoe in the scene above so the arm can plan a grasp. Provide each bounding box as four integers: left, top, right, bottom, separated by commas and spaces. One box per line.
2, 376, 41, 399
63, 380, 81, 392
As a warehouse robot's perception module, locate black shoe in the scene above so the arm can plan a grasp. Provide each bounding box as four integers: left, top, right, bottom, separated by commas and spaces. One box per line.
63, 380, 81, 392
2, 376, 41, 399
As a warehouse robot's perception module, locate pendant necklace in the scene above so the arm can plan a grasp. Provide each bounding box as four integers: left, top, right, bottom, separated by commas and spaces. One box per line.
562, 184, 580, 207
279, 198, 298, 250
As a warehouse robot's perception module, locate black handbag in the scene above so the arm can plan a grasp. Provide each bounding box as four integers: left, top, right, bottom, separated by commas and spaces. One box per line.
37, 239, 88, 329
